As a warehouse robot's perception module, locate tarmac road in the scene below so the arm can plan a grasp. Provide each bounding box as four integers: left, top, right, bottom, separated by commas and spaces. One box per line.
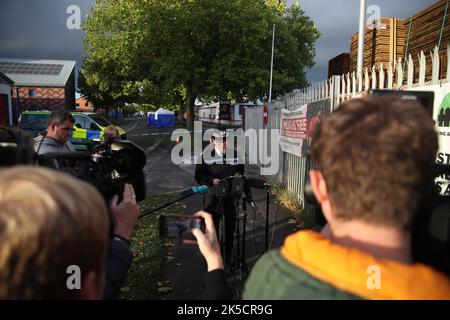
119, 117, 198, 197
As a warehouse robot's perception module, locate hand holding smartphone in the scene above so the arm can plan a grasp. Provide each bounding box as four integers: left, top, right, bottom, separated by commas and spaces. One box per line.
159, 214, 205, 240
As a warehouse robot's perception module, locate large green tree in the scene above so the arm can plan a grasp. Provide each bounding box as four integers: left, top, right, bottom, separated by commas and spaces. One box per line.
80, 0, 319, 128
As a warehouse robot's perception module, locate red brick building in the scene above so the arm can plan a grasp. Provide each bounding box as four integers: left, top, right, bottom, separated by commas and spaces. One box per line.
0, 58, 76, 121
75, 95, 94, 112
0, 71, 14, 126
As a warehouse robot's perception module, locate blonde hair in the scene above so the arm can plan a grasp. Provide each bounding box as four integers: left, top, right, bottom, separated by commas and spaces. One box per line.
103, 125, 119, 141
0, 166, 109, 299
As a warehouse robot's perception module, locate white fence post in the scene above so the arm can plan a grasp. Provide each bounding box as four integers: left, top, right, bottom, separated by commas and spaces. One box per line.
431, 46, 439, 85
396, 58, 403, 88
407, 54, 414, 88
387, 62, 393, 89
364, 67, 369, 91
358, 71, 363, 93
352, 72, 356, 97
419, 50, 426, 87
331, 75, 339, 111
346, 73, 351, 100
318, 81, 322, 100
337, 75, 342, 105
379, 63, 385, 89
371, 65, 377, 89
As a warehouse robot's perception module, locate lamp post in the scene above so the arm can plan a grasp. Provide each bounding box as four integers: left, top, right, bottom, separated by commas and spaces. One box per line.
357, 0, 366, 89
264, 24, 275, 251
268, 24, 275, 104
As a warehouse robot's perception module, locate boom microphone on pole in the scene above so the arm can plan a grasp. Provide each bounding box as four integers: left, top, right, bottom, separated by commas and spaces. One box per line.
139, 185, 208, 219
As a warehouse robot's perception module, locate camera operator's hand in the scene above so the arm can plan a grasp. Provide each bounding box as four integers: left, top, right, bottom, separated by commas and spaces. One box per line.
212, 179, 220, 187
110, 184, 140, 241
191, 211, 224, 272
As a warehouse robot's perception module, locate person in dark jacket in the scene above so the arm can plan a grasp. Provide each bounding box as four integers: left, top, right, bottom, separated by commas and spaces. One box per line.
192, 210, 233, 300
195, 127, 244, 266
103, 183, 139, 299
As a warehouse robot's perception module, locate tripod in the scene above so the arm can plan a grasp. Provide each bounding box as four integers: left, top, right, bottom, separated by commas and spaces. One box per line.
213, 176, 250, 278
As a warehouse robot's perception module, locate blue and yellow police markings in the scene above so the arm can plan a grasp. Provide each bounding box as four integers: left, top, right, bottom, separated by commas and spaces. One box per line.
70, 128, 102, 150
87, 129, 102, 140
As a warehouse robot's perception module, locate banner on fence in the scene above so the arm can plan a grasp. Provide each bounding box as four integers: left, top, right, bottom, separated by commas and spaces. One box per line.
410, 84, 450, 196
280, 104, 307, 157
305, 99, 332, 155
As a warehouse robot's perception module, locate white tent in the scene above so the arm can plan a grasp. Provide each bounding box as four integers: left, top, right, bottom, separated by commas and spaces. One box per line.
155, 107, 174, 119
147, 108, 175, 127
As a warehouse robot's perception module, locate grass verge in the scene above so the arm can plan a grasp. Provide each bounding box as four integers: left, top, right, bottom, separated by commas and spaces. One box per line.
118, 193, 183, 300
270, 183, 322, 231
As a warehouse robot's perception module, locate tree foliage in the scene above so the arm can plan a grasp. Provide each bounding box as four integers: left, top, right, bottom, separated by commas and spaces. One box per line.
80, 0, 319, 128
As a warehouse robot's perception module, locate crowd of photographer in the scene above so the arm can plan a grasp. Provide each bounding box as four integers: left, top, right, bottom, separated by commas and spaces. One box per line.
0, 95, 450, 299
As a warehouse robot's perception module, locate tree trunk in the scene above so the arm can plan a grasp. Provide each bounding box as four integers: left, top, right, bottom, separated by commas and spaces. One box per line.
186, 87, 196, 131
178, 97, 186, 122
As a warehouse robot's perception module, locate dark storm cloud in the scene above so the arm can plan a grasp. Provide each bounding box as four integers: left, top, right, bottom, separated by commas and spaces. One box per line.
0, 0, 93, 56
0, 0, 440, 87
0, 0, 93, 91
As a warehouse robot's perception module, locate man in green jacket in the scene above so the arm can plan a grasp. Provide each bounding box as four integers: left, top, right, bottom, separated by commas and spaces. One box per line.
194, 96, 450, 299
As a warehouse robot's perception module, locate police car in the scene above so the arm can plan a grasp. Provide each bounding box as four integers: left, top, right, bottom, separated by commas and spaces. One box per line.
18, 111, 127, 150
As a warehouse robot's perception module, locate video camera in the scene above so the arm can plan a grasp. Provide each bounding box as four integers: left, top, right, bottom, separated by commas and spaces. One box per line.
38, 139, 146, 203
0, 127, 146, 203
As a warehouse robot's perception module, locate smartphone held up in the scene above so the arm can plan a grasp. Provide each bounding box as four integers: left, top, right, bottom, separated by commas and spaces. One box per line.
159, 214, 205, 241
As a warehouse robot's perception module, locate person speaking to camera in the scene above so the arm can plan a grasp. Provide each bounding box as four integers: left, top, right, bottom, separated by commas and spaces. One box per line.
195, 127, 244, 267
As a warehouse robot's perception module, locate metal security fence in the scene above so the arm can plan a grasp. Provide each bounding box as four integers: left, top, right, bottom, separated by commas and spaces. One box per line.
245, 44, 450, 208
244, 94, 326, 207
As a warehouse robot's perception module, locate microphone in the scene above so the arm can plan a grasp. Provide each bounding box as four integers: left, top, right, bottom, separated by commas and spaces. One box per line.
140, 185, 209, 219
246, 177, 269, 189
192, 185, 209, 194
180, 185, 209, 197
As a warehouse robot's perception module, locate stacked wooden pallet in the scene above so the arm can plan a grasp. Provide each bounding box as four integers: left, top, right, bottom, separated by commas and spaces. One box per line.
328, 53, 350, 78
406, 0, 450, 82
350, 18, 406, 73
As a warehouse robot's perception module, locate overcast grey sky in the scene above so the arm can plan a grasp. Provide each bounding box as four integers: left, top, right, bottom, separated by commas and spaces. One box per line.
0, 0, 439, 89
300, 0, 437, 82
